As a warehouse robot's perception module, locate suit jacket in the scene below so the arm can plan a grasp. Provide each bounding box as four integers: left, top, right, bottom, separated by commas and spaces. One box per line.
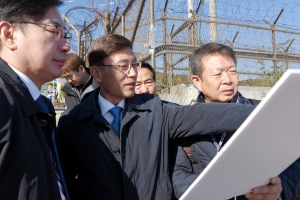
57, 88, 254, 200
0, 58, 62, 200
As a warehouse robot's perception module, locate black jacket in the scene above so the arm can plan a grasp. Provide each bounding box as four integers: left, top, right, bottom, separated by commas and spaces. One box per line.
56, 88, 254, 200
0, 58, 63, 200
171, 91, 300, 199
61, 76, 98, 109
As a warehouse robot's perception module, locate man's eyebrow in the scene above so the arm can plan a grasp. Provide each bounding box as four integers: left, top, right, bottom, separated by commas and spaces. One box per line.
212, 67, 222, 71
115, 59, 137, 63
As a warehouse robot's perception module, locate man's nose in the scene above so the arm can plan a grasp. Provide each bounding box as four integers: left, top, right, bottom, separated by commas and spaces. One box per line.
222, 72, 232, 84
61, 39, 71, 53
127, 65, 138, 77
141, 84, 149, 94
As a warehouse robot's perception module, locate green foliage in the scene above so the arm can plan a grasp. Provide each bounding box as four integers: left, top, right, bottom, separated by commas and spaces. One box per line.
244, 39, 293, 87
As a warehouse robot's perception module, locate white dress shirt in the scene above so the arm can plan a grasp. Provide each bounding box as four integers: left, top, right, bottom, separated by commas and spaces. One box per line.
98, 92, 125, 124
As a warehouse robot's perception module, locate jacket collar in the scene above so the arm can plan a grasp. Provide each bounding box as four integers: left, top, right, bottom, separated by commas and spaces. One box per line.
62, 77, 99, 94
77, 88, 152, 124
197, 90, 239, 103
0, 58, 40, 117
196, 90, 253, 105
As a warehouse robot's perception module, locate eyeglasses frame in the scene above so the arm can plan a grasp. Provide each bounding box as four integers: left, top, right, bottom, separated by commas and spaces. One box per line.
61, 70, 78, 80
93, 62, 142, 74
17, 21, 71, 40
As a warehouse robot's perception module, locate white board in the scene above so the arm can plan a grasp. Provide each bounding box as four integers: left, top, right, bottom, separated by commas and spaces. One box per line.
180, 69, 300, 200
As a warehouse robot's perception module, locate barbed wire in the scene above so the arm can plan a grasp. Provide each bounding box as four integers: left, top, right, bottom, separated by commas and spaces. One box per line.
64, 0, 300, 86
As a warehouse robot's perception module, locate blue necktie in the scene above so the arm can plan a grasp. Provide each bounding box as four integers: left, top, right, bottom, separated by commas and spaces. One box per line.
109, 106, 123, 138
35, 95, 49, 113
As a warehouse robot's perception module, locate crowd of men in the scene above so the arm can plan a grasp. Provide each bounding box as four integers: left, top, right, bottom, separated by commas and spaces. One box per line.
0, 0, 299, 200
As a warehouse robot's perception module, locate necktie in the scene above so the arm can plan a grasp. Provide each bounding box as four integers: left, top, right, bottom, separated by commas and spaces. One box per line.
35, 95, 49, 113
109, 106, 123, 138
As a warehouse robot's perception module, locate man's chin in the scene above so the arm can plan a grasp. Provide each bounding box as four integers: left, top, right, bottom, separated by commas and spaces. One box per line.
221, 97, 234, 103
123, 91, 135, 98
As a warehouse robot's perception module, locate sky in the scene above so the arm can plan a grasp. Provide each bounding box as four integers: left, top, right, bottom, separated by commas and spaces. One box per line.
58, 0, 300, 76
59, 0, 86, 14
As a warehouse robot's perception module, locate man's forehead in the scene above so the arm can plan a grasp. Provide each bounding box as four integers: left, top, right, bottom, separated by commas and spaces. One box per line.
43, 7, 66, 27
62, 70, 74, 75
203, 54, 235, 70
138, 68, 154, 80
139, 67, 152, 75
106, 48, 136, 62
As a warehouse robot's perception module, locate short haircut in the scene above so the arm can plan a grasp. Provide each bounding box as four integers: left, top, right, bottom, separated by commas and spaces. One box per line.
88, 34, 132, 67
62, 53, 86, 73
141, 62, 156, 81
0, 0, 63, 51
190, 43, 237, 78
0, 0, 63, 23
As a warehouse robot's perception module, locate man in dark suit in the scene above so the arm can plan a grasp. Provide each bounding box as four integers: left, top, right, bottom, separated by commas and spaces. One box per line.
57, 34, 256, 200
0, 0, 71, 199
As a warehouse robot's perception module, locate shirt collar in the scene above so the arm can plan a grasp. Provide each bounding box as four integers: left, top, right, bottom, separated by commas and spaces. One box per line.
9, 65, 40, 101
98, 93, 125, 116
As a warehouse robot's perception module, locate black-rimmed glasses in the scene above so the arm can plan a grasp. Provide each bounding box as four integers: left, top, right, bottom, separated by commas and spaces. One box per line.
94, 62, 142, 73
19, 21, 71, 40
61, 71, 76, 80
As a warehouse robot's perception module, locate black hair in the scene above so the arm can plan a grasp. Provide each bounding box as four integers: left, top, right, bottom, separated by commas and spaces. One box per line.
190, 43, 237, 78
0, 0, 63, 23
141, 62, 156, 81
88, 34, 132, 67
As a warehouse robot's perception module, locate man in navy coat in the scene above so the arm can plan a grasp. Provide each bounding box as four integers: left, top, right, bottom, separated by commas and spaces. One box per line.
57, 34, 255, 200
0, 0, 71, 199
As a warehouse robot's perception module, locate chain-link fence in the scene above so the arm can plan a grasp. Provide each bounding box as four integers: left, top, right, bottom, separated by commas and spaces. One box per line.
64, 0, 300, 88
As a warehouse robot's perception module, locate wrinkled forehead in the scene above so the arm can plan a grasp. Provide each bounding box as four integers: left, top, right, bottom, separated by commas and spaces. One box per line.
202, 53, 235, 70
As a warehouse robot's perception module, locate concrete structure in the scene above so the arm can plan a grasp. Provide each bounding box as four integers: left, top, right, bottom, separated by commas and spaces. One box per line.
55, 85, 272, 124
159, 84, 271, 105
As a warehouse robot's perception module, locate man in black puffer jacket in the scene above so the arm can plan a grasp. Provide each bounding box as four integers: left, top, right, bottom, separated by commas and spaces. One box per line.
170, 43, 300, 200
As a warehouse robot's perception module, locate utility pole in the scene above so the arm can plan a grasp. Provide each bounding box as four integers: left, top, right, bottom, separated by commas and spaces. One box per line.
209, 0, 217, 42
188, 0, 197, 46
149, 0, 155, 69
188, 0, 193, 18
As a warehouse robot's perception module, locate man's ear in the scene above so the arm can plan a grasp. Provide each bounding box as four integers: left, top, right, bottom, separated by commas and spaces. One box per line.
78, 65, 85, 73
0, 21, 17, 50
90, 66, 102, 83
191, 75, 202, 91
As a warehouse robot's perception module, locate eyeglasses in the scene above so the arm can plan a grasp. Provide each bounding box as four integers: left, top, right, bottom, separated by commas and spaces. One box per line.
61, 72, 76, 80
18, 21, 71, 40
94, 62, 142, 73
